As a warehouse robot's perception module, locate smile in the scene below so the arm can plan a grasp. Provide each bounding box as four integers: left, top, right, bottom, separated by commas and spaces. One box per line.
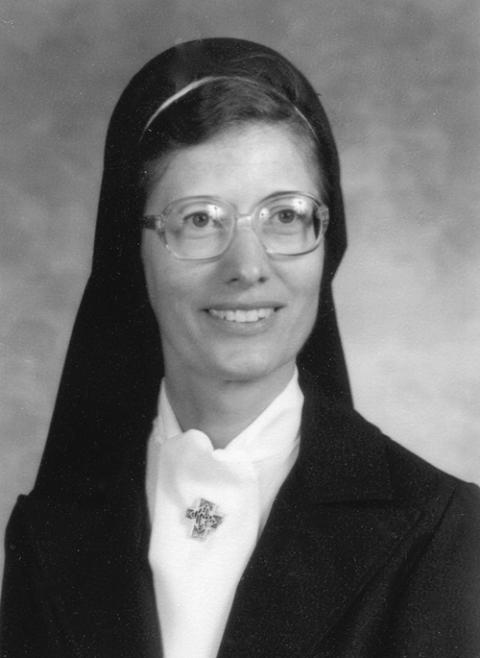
207, 307, 276, 323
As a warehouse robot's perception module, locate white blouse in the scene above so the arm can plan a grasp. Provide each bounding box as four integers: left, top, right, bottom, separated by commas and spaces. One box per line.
146, 369, 303, 658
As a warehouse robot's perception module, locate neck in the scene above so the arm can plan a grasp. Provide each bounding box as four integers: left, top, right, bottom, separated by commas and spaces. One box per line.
163, 363, 295, 449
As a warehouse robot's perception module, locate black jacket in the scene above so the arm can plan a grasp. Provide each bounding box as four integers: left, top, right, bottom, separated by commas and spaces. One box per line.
2, 383, 480, 657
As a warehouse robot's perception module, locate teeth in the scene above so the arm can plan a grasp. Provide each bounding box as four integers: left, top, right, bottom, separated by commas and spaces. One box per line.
208, 308, 275, 323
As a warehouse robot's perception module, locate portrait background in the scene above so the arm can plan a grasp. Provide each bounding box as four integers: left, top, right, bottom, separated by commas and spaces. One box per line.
1, 0, 479, 575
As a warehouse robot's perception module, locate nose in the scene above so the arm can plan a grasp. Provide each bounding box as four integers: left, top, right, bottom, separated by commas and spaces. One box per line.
220, 224, 270, 287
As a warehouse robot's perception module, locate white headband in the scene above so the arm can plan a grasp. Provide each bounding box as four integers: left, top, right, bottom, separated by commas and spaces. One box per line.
139, 75, 317, 141
140, 77, 218, 138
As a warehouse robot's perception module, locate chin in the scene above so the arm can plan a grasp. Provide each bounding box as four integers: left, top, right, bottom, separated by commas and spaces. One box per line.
209, 351, 293, 385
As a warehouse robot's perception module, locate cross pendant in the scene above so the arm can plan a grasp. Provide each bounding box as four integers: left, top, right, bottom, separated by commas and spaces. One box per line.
185, 498, 224, 539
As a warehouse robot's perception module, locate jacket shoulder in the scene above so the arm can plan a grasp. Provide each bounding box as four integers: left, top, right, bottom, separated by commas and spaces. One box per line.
328, 399, 479, 508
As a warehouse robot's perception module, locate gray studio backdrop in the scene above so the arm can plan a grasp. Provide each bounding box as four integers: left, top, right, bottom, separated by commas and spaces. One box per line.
1, 0, 479, 575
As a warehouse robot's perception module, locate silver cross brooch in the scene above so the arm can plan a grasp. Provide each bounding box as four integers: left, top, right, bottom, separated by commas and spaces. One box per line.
185, 498, 224, 539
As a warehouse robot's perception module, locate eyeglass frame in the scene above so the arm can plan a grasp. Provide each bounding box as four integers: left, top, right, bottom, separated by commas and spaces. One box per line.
140, 191, 329, 262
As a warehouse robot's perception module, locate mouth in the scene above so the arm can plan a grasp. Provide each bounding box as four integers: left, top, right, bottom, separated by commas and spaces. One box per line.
207, 307, 277, 323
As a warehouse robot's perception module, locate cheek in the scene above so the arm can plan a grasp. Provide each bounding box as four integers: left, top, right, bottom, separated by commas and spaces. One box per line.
292, 253, 323, 307
287, 255, 323, 340
142, 237, 201, 348
142, 237, 179, 320
298, 280, 321, 335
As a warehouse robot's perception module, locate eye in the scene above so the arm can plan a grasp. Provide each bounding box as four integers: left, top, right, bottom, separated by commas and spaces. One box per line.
276, 209, 298, 224
185, 212, 212, 228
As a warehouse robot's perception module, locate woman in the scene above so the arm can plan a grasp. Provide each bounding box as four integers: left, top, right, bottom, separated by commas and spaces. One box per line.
1, 38, 479, 657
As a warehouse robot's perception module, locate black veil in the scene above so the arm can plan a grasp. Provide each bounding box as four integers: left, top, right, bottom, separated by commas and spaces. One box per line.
34, 38, 352, 501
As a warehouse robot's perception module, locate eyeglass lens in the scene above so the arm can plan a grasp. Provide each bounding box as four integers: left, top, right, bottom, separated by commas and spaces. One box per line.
162, 194, 326, 259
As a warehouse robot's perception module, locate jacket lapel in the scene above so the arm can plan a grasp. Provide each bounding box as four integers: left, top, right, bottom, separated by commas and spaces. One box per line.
26, 490, 161, 657
218, 389, 421, 657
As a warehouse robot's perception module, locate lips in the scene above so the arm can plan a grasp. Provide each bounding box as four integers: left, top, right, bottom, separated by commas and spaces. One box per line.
207, 307, 276, 323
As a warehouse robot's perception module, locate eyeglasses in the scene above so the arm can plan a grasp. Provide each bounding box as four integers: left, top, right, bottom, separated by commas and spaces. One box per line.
140, 192, 329, 261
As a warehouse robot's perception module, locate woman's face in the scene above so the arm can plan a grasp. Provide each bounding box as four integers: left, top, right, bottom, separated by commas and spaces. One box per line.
141, 122, 324, 388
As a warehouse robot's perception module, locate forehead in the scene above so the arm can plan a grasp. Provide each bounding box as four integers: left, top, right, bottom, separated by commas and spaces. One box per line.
143, 122, 322, 213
